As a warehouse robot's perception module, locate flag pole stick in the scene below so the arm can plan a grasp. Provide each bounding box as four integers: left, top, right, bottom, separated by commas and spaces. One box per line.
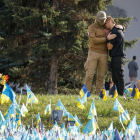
32, 114, 33, 129
19, 88, 22, 106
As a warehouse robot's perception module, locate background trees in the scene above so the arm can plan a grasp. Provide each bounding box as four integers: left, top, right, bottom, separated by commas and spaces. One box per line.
0, 0, 139, 94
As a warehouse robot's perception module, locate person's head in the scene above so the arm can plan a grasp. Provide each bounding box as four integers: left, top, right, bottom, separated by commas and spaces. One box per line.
96, 11, 107, 26
133, 56, 136, 60
104, 16, 116, 30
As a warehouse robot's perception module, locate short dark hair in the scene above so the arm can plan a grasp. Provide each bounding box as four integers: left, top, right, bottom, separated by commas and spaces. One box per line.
133, 56, 136, 60
106, 16, 116, 24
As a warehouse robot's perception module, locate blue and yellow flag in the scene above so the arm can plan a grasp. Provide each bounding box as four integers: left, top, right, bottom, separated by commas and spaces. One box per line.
87, 101, 97, 119
10, 103, 16, 119
26, 85, 38, 106
119, 114, 128, 130
77, 97, 85, 110
16, 114, 21, 126
68, 113, 80, 127
81, 92, 87, 104
4, 99, 21, 120
125, 117, 135, 136
131, 83, 140, 100
131, 115, 138, 132
82, 116, 98, 134
113, 98, 124, 114
99, 85, 107, 101
74, 114, 83, 127
111, 85, 118, 99
123, 109, 130, 121
108, 122, 113, 131
55, 99, 68, 116
45, 104, 51, 115
0, 83, 16, 104
79, 84, 90, 98
37, 113, 41, 125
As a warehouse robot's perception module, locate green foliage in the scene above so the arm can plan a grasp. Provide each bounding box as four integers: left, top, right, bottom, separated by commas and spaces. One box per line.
124, 38, 140, 51
0, 0, 139, 93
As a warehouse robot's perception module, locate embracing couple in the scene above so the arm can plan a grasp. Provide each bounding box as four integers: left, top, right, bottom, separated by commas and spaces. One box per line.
84, 11, 126, 97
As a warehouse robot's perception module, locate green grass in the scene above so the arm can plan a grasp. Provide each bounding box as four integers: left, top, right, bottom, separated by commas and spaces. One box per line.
1, 94, 140, 133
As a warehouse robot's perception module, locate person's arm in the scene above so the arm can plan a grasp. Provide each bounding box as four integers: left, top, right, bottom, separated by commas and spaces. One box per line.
107, 32, 116, 50
107, 42, 113, 50
88, 26, 116, 45
115, 25, 125, 33
134, 62, 138, 70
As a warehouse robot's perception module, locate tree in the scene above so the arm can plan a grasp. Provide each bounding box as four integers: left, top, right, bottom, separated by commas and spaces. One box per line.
0, 0, 139, 94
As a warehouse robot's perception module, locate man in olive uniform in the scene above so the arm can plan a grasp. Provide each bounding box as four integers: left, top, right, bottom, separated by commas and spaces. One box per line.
84, 11, 117, 95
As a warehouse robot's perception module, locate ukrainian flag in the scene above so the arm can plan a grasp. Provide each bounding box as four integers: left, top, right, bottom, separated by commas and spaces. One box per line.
10, 103, 16, 119
123, 109, 130, 121
125, 116, 137, 136
0, 83, 16, 104
55, 99, 68, 116
45, 104, 51, 115
99, 85, 107, 101
82, 116, 98, 134
79, 84, 90, 98
87, 101, 97, 119
111, 85, 118, 99
131, 83, 140, 100
119, 114, 127, 130
113, 98, 124, 114
16, 114, 21, 126
26, 85, 38, 106
108, 122, 113, 130
81, 92, 87, 104
68, 113, 80, 127
77, 97, 85, 110
74, 114, 83, 127
37, 113, 41, 125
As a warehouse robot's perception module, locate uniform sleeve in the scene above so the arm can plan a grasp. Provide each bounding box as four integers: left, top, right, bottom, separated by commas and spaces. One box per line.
107, 30, 117, 45
88, 26, 106, 45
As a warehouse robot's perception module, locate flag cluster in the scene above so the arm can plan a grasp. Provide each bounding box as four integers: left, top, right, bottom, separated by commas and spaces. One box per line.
1, 79, 140, 139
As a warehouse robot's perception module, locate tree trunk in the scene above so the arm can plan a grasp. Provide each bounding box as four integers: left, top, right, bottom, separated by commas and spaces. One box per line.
49, 52, 58, 94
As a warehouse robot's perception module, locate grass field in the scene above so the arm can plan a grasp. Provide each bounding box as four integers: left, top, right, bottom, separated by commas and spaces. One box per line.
0, 94, 140, 133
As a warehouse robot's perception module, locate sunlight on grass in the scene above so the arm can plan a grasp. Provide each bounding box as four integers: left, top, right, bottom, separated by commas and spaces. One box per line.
0, 94, 140, 133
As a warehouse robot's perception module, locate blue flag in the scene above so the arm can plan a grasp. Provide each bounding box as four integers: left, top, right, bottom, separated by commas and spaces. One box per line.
79, 84, 90, 97
131, 83, 140, 99
0, 83, 16, 104
99, 85, 107, 101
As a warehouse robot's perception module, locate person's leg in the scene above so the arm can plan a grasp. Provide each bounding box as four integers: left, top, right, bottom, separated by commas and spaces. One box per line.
84, 51, 99, 92
130, 77, 132, 82
111, 64, 119, 92
110, 57, 125, 96
96, 53, 108, 95
131, 77, 136, 82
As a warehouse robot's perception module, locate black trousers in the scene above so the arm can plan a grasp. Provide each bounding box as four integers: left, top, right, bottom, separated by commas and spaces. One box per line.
110, 56, 125, 96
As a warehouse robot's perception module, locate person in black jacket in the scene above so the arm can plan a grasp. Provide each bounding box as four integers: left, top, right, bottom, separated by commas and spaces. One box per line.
105, 16, 126, 96
128, 56, 139, 82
